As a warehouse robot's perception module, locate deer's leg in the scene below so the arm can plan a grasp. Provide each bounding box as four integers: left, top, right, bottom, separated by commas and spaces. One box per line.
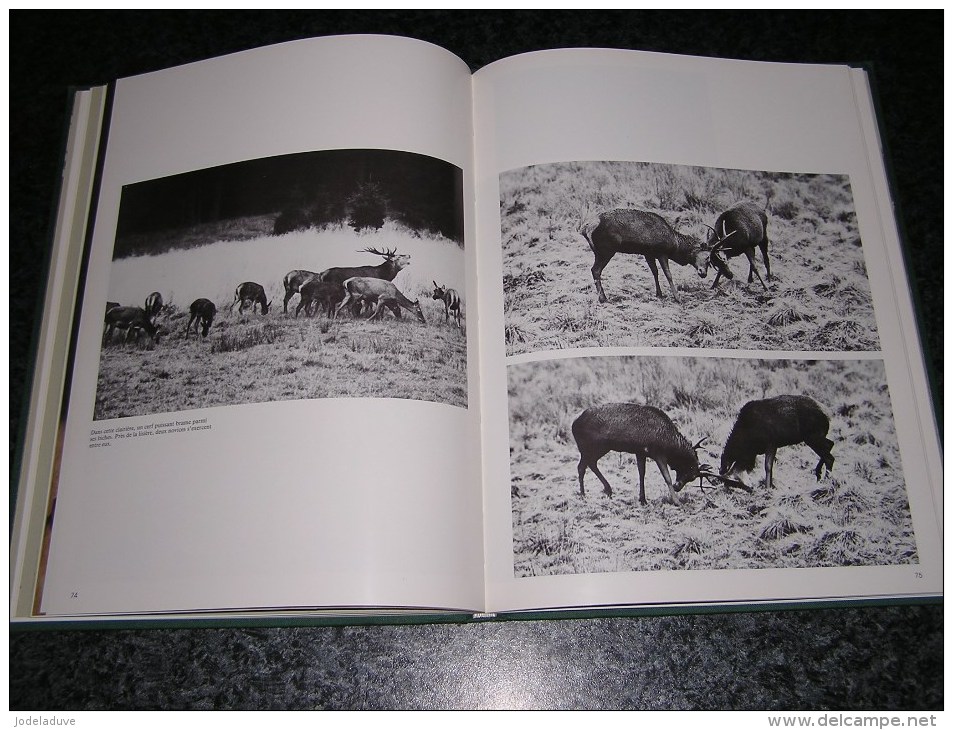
333, 293, 353, 320
764, 447, 777, 490
635, 454, 648, 505
759, 238, 771, 281
591, 249, 615, 303
643, 257, 666, 299
654, 458, 681, 505
805, 436, 835, 479
656, 257, 680, 302
745, 249, 768, 290
585, 455, 614, 498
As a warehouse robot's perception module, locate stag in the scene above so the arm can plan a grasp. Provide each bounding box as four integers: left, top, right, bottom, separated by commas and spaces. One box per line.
431, 282, 462, 328
707, 199, 771, 290
144, 291, 163, 322
185, 298, 217, 338
103, 306, 161, 345
282, 270, 319, 313
334, 277, 426, 323
231, 282, 271, 315
580, 209, 730, 303
720, 395, 835, 490
572, 403, 733, 505
318, 247, 411, 285
295, 279, 346, 319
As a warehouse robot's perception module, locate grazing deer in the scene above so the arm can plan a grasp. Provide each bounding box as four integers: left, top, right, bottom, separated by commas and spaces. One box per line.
431, 282, 462, 327
103, 306, 161, 345
295, 279, 346, 318
231, 282, 271, 315
282, 269, 319, 313
144, 291, 163, 322
720, 395, 835, 490
334, 277, 426, 323
318, 247, 411, 285
572, 403, 730, 505
185, 298, 217, 338
580, 209, 730, 303
707, 199, 771, 290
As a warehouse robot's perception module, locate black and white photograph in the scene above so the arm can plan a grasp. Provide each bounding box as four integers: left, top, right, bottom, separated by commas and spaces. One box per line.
501, 161, 880, 356
509, 355, 916, 577
95, 148, 468, 420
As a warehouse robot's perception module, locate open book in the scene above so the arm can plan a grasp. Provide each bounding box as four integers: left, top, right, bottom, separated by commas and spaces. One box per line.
11, 35, 942, 625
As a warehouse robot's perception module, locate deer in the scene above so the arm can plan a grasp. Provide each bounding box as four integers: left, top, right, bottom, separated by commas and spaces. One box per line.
431, 282, 462, 328
103, 306, 162, 346
185, 298, 217, 338
295, 279, 346, 319
334, 277, 426, 324
317, 246, 411, 285
579, 208, 732, 303
144, 291, 163, 322
231, 282, 271, 315
572, 403, 736, 506
707, 198, 772, 290
281, 270, 320, 314
720, 395, 835, 490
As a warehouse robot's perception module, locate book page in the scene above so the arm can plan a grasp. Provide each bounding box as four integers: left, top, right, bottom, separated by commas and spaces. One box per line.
473, 49, 942, 613
39, 35, 485, 616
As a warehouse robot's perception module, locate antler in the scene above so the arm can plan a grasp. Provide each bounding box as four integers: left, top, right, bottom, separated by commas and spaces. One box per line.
696, 465, 753, 493
709, 228, 737, 252
358, 246, 397, 258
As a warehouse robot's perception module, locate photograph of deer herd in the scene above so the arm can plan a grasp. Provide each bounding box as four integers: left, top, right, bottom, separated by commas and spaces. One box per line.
501, 160, 880, 355
508, 355, 917, 577
95, 148, 467, 421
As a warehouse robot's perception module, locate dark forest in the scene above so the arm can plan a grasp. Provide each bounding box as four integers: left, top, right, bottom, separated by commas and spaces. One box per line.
113, 148, 464, 257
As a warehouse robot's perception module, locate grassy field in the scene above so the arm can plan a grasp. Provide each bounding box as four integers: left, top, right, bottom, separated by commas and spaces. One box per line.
95, 219, 467, 419
508, 355, 917, 577
501, 162, 880, 355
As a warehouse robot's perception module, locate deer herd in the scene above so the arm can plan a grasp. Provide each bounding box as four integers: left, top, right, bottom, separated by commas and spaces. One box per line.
101, 246, 463, 347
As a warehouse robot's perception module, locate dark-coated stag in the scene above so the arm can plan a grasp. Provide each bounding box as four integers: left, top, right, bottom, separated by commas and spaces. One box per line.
334, 277, 426, 323
432, 281, 462, 328
572, 403, 728, 506
318, 247, 411, 285
720, 395, 835, 490
580, 209, 729, 303
103, 306, 161, 346
295, 279, 346, 319
185, 298, 217, 338
707, 200, 771, 290
231, 282, 271, 315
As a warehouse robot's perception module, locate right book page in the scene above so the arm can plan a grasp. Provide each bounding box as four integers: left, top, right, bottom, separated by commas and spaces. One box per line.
472, 49, 942, 614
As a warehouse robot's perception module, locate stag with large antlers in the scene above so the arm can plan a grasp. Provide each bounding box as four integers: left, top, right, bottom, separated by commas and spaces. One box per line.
572, 403, 739, 506
318, 247, 411, 285
707, 198, 771, 290
580, 209, 731, 303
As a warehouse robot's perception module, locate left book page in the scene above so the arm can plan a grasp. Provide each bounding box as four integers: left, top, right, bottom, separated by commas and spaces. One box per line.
29, 35, 485, 618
